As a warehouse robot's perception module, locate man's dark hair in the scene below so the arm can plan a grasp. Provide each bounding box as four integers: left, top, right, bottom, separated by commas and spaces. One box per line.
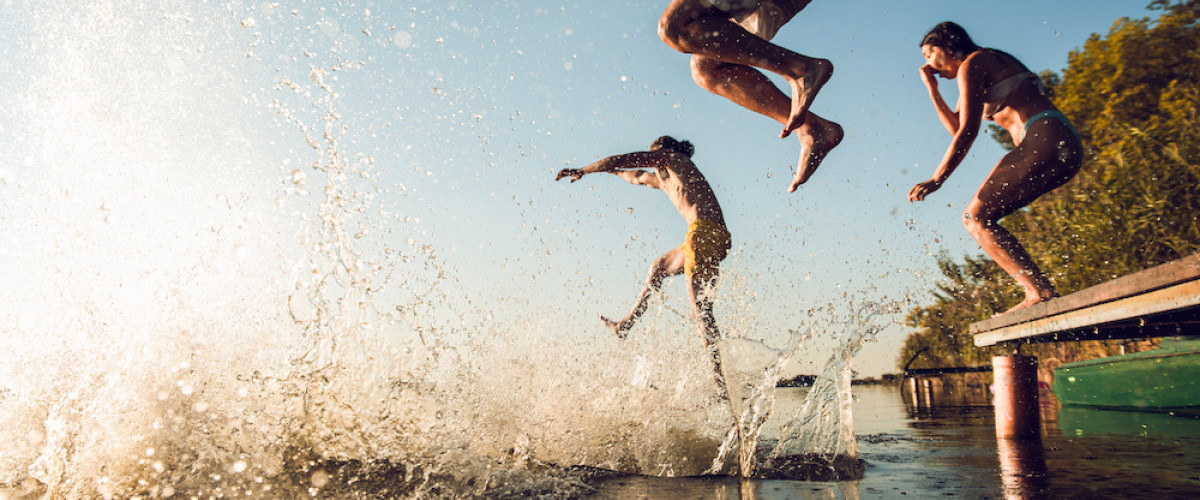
920, 22, 980, 60
651, 135, 695, 157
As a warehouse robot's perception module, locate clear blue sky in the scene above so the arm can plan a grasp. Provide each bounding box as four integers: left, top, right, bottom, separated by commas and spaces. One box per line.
0, 1, 1160, 377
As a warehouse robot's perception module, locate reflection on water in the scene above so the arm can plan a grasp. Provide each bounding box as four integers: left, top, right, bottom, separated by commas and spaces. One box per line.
593, 384, 1200, 499
1055, 405, 1200, 440
996, 437, 1048, 500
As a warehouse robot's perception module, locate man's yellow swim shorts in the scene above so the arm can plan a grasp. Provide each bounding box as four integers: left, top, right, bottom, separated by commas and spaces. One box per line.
682, 219, 732, 282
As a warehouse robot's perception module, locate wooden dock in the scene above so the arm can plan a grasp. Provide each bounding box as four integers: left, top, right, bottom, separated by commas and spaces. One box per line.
972, 254, 1200, 346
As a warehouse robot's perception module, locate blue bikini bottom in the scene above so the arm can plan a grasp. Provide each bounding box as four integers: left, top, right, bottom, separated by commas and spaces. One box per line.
1020, 109, 1080, 145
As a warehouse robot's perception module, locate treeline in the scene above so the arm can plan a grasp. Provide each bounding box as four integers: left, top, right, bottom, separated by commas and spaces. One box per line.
900, 0, 1200, 371
776, 374, 902, 387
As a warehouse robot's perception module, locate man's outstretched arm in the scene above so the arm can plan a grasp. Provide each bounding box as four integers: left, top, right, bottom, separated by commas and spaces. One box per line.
555, 151, 664, 188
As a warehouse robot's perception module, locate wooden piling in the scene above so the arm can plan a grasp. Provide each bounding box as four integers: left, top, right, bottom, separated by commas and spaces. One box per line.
992, 355, 1040, 439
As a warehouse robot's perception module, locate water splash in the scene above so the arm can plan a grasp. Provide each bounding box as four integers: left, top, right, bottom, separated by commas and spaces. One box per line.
700, 294, 900, 479
0, 1, 904, 497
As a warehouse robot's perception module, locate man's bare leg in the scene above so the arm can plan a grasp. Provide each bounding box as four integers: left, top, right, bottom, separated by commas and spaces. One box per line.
660, 1, 831, 136
789, 115, 844, 190
686, 265, 729, 396
604, 248, 685, 339
691, 57, 843, 190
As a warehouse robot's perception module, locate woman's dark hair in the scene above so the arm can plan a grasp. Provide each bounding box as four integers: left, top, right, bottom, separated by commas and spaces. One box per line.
651, 135, 694, 157
920, 22, 980, 59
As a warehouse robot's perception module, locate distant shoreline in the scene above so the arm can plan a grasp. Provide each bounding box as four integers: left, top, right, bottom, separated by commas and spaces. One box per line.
777, 374, 902, 388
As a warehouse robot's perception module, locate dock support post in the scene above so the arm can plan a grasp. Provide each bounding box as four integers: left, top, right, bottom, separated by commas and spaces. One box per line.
992, 355, 1040, 439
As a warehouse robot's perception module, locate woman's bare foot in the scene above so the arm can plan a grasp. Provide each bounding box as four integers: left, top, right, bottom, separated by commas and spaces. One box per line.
995, 290, 1058, 316
601, 315, 631, 340
788, 119, 844, 192
780, 59, 833, 138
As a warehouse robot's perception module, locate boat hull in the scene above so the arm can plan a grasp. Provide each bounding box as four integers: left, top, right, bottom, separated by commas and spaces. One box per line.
1053, 338, 1200, 412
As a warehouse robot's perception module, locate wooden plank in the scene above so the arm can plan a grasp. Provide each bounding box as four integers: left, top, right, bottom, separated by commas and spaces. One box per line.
974, 278, 1200, 346
971, 253, 1200, 334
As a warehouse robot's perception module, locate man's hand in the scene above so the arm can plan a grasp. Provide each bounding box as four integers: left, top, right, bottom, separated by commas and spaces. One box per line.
556, 168, 584, 182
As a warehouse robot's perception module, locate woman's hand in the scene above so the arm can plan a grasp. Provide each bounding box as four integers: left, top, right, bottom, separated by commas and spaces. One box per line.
919, 64, 939, 91
908, 178, 943, 202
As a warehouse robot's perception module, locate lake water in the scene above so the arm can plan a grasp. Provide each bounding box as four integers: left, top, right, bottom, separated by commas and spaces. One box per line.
590, 384, 1200, 499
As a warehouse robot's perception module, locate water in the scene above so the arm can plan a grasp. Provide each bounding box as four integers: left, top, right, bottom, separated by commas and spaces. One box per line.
591, 385, 1200, 499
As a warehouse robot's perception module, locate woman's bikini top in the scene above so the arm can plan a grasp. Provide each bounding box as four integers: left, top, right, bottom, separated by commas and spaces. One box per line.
978, 50, 1047, 120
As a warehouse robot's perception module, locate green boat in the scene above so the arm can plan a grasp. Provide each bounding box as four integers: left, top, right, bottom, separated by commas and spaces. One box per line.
1053, 337, 1200, 413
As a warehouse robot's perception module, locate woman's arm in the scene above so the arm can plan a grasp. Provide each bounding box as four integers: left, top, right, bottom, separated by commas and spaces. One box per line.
921, 65, 959, 135
911, 60, 984, 201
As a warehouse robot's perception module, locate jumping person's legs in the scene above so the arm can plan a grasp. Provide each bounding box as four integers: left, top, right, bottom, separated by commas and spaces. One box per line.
691, 55, 842, 190
682, 220, 732, 395
964, 116, 1082, 314
688, 261, 729, 395
603, 247, 686, 339
658, 0, 830, 137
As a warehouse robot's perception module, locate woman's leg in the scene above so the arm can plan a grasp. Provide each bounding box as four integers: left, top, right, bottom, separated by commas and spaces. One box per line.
964, 118, 1081, 313
603, 247, 686, 338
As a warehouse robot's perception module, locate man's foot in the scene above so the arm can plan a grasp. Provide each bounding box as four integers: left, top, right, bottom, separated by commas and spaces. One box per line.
788, 119, 844, 192
780, 59, 833, 138
601, 315, 630, 340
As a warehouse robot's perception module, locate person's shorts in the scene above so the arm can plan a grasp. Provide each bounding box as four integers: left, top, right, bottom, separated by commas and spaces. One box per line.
708, 0, 809, 40
681, 219, 732, 282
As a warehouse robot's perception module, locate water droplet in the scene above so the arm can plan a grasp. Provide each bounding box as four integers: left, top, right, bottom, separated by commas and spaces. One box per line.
392, 31, 412, 49
311, 469, 330, 488
240, 16, 256, 29
290, 169, 306, 186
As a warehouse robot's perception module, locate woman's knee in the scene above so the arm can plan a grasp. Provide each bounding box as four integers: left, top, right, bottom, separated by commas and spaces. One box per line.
962, 210, 996, 236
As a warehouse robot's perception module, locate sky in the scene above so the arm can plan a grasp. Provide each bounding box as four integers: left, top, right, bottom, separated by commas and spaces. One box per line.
0, 0, 1162, 377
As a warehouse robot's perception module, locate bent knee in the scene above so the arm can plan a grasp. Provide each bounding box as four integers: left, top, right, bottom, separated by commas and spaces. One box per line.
650, 253, 682, 275
658, 9, 710, 53
658, 15, 688, 50
649, 255, 670, 274
962, 211, 998, 233
690, 56, 727, 88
